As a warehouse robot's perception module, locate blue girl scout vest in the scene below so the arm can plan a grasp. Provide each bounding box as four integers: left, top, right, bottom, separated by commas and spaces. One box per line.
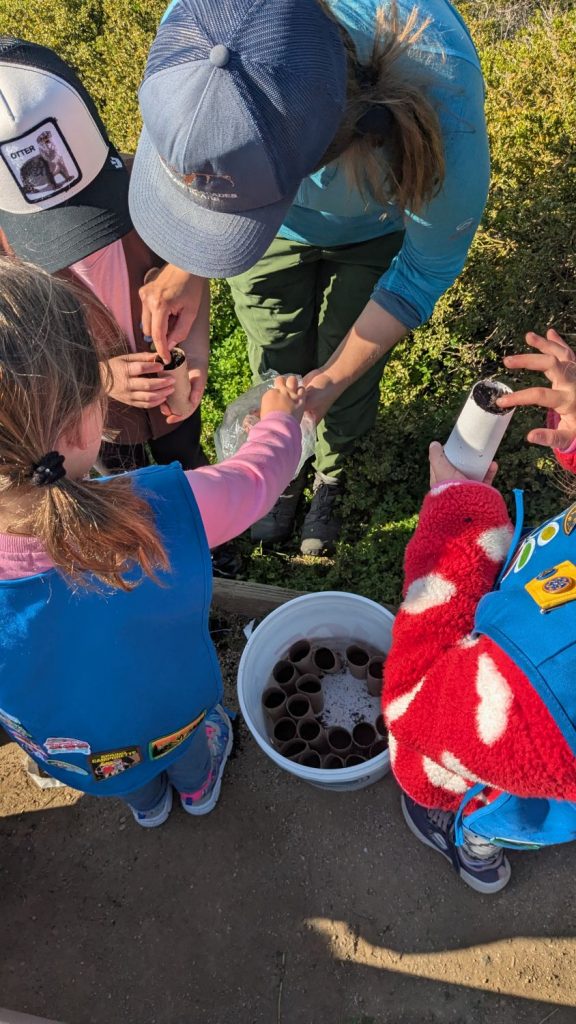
455, 491, 576, 849
0, 463, 222, 796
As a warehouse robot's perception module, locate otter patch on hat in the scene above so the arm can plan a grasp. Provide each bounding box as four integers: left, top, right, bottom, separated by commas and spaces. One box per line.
1, 118, 81, 203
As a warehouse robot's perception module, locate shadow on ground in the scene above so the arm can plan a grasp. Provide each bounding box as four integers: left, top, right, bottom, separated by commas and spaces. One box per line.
0, 729, 574, 1024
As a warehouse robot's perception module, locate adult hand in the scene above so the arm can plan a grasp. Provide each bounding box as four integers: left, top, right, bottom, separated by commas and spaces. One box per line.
302, 369, 341, 423
261, 375, 306, 423
105, 352, 175, 409
429, 441, 497, 488
303, 302, 407, 423
497, 329, 576, 450
139, 264, 206, 363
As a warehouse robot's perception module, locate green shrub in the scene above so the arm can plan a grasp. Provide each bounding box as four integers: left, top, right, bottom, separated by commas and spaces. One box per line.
1, 0, 575, 602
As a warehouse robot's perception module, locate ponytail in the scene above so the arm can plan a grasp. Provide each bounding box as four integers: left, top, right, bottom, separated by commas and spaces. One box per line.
0, 257, 168, 590
317, 2, 446, 213
31, 474, 169, 591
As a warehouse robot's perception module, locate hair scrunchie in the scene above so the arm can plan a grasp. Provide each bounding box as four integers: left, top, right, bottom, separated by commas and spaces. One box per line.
30, 451, 66, 487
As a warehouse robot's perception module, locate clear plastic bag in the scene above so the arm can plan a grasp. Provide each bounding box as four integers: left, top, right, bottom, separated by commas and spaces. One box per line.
214, 371, 316, 477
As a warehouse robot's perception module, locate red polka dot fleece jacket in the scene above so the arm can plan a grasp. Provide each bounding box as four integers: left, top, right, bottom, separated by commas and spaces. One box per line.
382, 449, 576, 813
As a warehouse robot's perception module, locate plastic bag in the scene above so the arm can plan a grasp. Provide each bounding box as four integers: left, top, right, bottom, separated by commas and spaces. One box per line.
214, 371, 316, 477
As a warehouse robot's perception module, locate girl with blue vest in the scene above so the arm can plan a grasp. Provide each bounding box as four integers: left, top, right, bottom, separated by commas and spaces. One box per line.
383, 328, 576, 893
0, 258, 304, 827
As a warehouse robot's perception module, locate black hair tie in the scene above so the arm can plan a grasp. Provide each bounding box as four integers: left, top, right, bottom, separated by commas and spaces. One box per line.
30, 451, 66, 487
356, 105, 394, 137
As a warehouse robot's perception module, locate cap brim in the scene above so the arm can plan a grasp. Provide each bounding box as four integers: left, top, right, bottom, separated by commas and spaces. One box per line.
128, 125, 295, 278
0, 149, 132, 273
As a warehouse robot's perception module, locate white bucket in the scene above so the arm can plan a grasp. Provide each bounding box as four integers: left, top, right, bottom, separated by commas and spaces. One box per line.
237, 591, 395, 792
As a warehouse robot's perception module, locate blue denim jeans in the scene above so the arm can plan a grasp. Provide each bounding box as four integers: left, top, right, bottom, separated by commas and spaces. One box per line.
125, 721, 210, 812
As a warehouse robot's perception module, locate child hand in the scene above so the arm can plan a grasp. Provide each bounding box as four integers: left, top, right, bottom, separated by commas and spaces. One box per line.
429, 442, 498, 488
260, 375, 306, 423
498, 329, 576, 450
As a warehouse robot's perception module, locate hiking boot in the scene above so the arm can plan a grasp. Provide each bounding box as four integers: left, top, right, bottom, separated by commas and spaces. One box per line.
211, 540, 242, 579
401, 793, 511, 894
300, 476, 343, 556
250, 464, 308, 545
180, 706, 233, 816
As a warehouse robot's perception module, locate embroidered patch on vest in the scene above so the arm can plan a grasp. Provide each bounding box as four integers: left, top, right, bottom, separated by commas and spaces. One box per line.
0, 118, 81, 204
45, 759, 89, 776
89, 746, 142, 781
148, 710, 206, 760
0, 706, 32, 740
525, 560, 576, 611
564, 501, 576, 535
44, 737, 91, 756
20, 739, 49, 761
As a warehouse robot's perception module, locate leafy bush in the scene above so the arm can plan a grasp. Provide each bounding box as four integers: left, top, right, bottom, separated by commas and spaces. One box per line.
1, 0, 575, 603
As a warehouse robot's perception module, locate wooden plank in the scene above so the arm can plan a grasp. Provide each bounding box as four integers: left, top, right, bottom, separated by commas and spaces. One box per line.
212, 578, 396, 618
212, 578, 307, 617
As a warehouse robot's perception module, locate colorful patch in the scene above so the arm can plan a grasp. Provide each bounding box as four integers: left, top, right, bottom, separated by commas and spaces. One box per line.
46, 759, 89, 776
537, 521, 559, 546
525, 560, 576, 611
149, 711, 206, 761
536, 567, 557, 581
89, 746, 142, 782
0, 706, 31, 740
513, 536, 535, 574
564, 501, 576, 535
19, 738, 48, 761
44, 737, 91, 756
0, 118, 81, 204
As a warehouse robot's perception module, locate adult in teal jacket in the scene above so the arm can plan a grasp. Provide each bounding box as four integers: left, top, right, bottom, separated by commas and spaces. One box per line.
130, 0, 490, 554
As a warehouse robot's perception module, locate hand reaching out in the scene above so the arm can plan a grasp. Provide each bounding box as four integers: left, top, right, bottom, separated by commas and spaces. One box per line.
260, 375, 306, 423
497, 329, 576, 450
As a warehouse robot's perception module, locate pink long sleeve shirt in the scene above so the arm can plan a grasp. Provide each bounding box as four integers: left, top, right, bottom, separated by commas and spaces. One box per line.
0, 413, 301, 580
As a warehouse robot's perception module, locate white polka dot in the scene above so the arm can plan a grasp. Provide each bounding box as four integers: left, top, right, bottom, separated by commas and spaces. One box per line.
388, 732, 397, 765
422, 756, 468, 793
385, 677, 425, 723
476, 525, 513, 563
458, 633, 480, 649
431, 482, 463, 496
403, 573, 456, 615
440, 750, 486, 786
475, 653, 513, 745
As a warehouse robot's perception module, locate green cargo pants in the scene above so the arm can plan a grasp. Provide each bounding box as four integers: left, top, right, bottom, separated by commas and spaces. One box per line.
229, 231, 405, 479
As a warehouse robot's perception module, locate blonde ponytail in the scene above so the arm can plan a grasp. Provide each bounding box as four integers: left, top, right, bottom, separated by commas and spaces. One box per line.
0, 257, 168, 590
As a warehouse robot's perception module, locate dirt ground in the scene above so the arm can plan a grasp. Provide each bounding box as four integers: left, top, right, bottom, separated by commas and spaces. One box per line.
1, 618, 576, 1024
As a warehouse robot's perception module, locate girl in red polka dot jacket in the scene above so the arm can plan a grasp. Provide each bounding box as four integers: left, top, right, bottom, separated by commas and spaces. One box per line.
383, 329, 576, 894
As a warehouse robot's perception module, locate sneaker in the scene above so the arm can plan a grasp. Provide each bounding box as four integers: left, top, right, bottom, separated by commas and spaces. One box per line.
250, 464, 309, 545
401, 793, 511, 894
300, 476, 343, 556
130, 782, 173, 829
180, 705, 233, 816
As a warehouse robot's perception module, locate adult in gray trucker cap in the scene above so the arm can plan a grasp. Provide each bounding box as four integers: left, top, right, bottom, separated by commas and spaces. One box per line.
131, 0, 489, 556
